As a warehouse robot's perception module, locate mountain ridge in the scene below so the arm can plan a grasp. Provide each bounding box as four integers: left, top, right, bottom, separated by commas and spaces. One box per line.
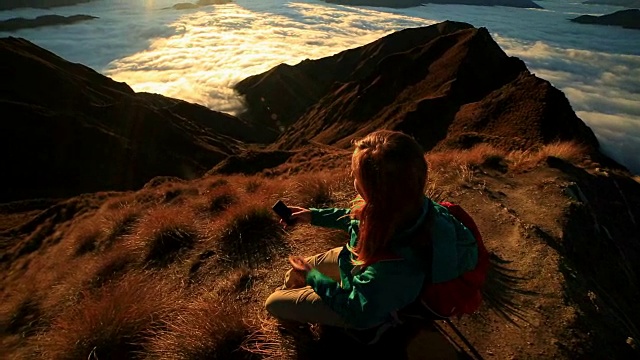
236, 21, 601, 162
0, 36, 276, 203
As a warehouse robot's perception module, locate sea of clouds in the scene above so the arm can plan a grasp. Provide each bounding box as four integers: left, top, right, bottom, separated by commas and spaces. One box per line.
1, 0, 638, 173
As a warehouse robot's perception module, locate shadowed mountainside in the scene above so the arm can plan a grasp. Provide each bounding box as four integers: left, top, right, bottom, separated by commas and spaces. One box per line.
0, 37, 276, 203
0, 15, 98, 32
571, 9, 640, 30
236, 21, 597, 155
0, 0, 92, 11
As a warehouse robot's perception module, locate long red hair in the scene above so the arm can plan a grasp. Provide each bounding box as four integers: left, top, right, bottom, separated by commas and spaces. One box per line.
349, 130, 428, 267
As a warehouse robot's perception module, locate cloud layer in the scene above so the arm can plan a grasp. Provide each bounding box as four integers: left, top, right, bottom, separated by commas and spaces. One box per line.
1, 0, 638, 173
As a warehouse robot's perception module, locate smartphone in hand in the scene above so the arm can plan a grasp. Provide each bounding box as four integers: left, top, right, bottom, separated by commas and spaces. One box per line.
272, 200, 295, 225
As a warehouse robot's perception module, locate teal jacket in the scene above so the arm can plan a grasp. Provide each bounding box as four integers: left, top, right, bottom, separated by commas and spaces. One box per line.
305, 198, 478, 328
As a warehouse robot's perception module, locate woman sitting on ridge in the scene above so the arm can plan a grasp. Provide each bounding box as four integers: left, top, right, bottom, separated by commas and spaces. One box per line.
264, 129, 481, 340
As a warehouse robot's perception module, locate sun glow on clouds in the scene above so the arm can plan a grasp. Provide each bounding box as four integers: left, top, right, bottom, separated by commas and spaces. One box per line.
105, 3, 432, 114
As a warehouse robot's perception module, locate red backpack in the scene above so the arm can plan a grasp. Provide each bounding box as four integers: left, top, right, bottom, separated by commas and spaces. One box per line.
420, 201, 490, 318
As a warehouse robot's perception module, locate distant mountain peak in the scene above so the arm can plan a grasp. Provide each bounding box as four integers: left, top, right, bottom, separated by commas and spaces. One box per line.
235, 21, 599, 156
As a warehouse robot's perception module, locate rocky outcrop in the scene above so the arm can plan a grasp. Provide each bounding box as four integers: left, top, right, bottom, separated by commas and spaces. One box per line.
571, 9, 640, 30
0, 0, 92, 11
235, 21, 598, 155
0, 15, 97, 32
323, 0, 542, 8
0, 37, 276, 202
583, 0, 640, 7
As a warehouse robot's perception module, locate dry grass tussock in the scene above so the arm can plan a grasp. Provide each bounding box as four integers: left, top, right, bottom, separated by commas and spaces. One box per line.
69, 205, 142, 256
193, 183, 238, 215
216, 204, 287, 268
0, 287, 45, 339
277, 170, 355, 210
148, 295, 256, 360
84, 247, 138, 290
290, 173, 336, 208
508, 141, 588, 171
427, 141, 588, 177
34, 272, 183, 360
128, 206, 200, 266
241, 315, 298, 360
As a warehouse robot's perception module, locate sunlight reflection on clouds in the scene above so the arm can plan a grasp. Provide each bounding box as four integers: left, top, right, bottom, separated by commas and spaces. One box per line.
105, 4, 427, 114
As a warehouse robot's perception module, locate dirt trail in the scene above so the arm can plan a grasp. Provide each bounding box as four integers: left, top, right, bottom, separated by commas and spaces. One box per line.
406, 166, 581, 359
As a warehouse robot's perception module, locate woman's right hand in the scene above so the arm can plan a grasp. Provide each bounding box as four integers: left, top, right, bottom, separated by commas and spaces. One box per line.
281, 206, 311, 228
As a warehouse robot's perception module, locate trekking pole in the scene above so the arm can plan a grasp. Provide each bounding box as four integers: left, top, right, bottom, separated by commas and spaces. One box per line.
443, 319, 484, 360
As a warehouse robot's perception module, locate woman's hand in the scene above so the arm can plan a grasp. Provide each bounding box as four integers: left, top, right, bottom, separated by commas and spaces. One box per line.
286, 255, 313, 288
289, 255, 313, 272
280, 206, 312, 228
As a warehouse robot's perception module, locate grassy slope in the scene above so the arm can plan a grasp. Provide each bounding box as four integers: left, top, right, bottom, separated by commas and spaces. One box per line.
0, 142, 638, 359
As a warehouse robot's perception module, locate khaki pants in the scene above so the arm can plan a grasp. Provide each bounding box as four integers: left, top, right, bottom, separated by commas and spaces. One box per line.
264, 247, 351, 327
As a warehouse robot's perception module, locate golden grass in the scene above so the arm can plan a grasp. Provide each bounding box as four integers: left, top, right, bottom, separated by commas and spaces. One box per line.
508, 141, 588, 172
215, 267, 254, 294
427, 141, 589, 175
195, 184, 238, 215
427, 143, 505, 169
292, 173, 336, 209
128, 206, 200, 266
35, 272, 183, 360
0, 290, 43, 338
208, 178, 230, 189
245, 179, 262, 193
85, 248, 137, 290
102, 206, 141, 242
241, 315, 297, 360
2, 173, 356, 360
148, 296, 255, 360
217, 205, 287, 268
69, 220, 104, 256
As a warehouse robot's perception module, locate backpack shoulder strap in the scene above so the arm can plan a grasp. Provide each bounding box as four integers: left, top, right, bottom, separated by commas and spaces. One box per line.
438, 201, 482, 243
438, 201, 490, 283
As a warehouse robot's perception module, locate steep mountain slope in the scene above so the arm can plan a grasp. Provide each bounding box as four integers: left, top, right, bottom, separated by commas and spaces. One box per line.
0, 37, 276, 202
236, 21, 599, 157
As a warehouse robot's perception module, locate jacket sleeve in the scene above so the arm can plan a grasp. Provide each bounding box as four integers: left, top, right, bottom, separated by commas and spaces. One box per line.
306, 260, 425, 328
310, 208, 351, 231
